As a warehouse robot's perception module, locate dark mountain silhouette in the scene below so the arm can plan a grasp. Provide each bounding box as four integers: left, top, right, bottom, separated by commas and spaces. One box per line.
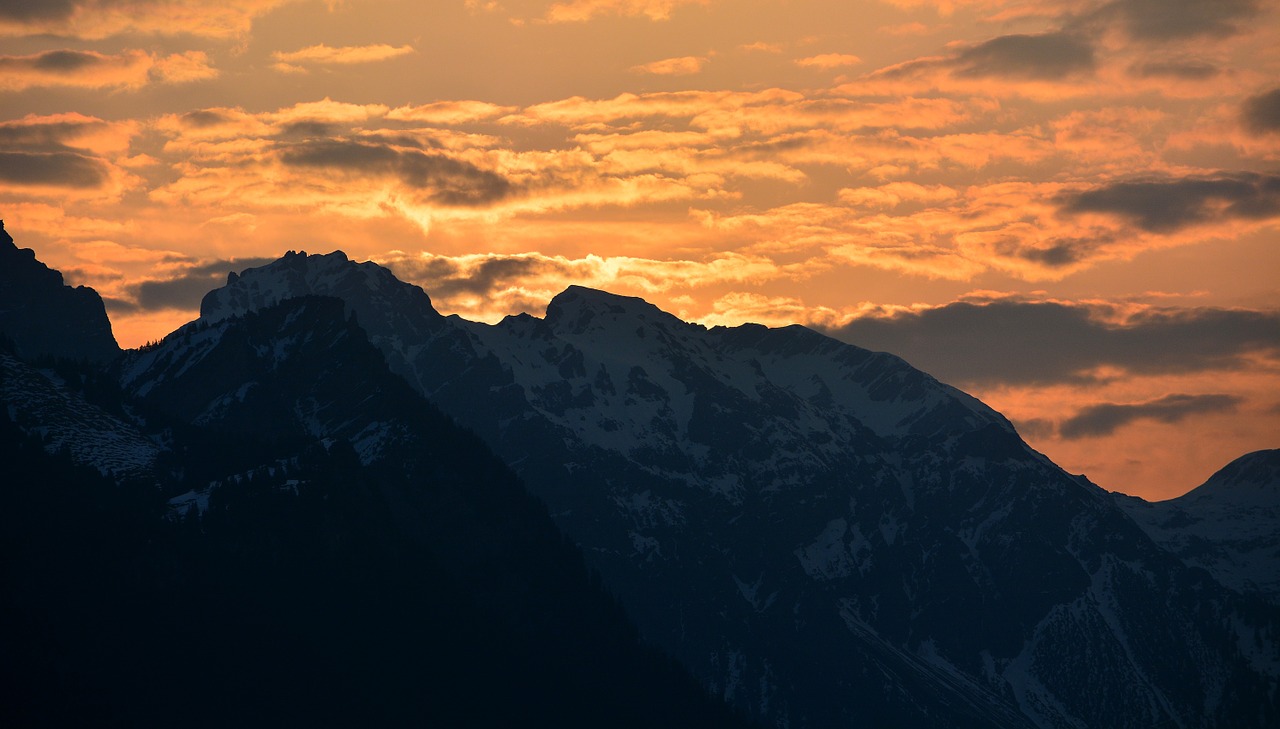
0, 239, 756, 729
0, 221, 119, 363
198, 250, 1280, 729
3, 233, 1277, 728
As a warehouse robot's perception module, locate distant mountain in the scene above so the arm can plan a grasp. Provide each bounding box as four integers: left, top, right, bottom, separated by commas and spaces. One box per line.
1117, 449, 1280, 604
0, 221, 119, 363
0, 239, 756, 729
202, 251, 1280, 729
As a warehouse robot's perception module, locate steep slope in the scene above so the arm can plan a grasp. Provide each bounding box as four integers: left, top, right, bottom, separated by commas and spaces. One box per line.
2, 235, 756, 728
201, 251, 1280, 729
112, 294, 754, 729
0, 348, 157, 480
1117, 450, 1280, 603
0, 221, 119, 363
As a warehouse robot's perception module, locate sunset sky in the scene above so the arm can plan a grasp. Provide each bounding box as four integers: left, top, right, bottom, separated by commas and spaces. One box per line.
2, 0, 1278, 500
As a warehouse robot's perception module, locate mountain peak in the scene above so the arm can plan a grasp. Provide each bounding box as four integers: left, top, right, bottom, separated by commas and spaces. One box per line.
199, 249, 424, 323
0, 223, 119, 362
1179, 448, 1280, 506
545, 285, 685, 334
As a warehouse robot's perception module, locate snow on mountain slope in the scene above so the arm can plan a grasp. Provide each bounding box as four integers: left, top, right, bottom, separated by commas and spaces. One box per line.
1116, 450, 1280, 603
1, 351, 157, 480
195, 251, 1280, 729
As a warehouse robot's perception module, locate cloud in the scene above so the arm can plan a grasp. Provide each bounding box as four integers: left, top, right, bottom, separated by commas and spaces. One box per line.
270, 43, 413, 73
1093, 0, 1261, 42
0, 49, 216, 90
1059, 393, 1242, 438
1128, 60, 1219, 80
1060, 172, 1280, 232
1242, 87, 1280, 135
0, 0, 295, 40
794, 53, 863, 69
125, 257, 276, 311
0, 114, 138, 196
954, 32, 1095, 80
278, 139, 515, 207
542, 0, 709, 23
631, 55, 708, 75
0, 112, 136, 152
379, 249, 784, 321
0, 150, 109, 187
387, 101, 516, 125
826, 298, 1280, 386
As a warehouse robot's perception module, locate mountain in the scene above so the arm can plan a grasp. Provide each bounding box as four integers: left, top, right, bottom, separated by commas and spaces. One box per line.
1, 240, 756, 729
1116, 449, 1280, 604
0, 221, 119, 363
202, 251, 1280, 729
0, 347, 158, 480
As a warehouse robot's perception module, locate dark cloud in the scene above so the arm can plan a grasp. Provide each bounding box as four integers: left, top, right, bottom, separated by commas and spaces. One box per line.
1242, 88, 1280, 135
1128, 60, 1219, 80
179, 109, 234, 128
0, 0, 76, 22
31, 49, 102, 71
279, 139, 514, 207
954, 32, 1095, 80
385, 255, 576, 298
826, 300, 1280, 387
125, 258, 276, 311
0, 151, 109, 188
1059, 394, 1241, 439
1098, 0, 1260, 41
0, 118, 106, 151
276, 121, 337, 139
1060, 172, 1280, 232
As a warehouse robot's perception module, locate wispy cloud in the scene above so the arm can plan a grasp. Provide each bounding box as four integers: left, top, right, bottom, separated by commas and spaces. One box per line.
270, 43, 414, 74
631, 55, 709, 75
1059, 393, 1243, 438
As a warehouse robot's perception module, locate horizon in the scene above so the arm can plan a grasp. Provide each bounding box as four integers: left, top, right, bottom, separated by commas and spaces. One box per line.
2, 0, 1278, 500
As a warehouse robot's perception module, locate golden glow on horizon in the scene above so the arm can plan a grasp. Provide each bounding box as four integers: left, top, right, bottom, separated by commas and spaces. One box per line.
2, 0, 1278, 499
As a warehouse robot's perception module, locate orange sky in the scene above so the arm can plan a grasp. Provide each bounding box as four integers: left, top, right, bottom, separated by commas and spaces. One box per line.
2, 0, 1278, 500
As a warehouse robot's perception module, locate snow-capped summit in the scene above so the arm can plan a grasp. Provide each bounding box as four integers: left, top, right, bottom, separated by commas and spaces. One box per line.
199, 251, 448, 390
185, 249, 1278, 729
1117, 449, 1280, 602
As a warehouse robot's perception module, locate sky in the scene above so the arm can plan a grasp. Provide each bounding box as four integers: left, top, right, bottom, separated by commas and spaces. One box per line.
2, 0, 1277, 500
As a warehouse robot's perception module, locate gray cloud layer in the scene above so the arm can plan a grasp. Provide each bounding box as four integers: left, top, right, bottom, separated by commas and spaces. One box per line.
1096, 0, 1260, 41
955, 32, 1095, 80
120, 257, 277, 312
0, 0, 76, 22
1060, 173, 1280, 232
827, 300, 1280, 387
1242, 88, 1280, 135
1059, 393, 1242, 438
0, 150, 108, 188
279, 140, 514, 207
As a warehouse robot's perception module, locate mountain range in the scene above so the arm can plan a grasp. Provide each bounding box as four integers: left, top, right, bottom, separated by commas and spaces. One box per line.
2, 222, 1277, 728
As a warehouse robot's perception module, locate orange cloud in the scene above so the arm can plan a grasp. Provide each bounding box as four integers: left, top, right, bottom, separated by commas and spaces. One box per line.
388, 101, 518, 125
631, 55, 709, 75
0, 0, 297, 40
270, 43, 414, 73
794, 53, 863, 69
542, 0, 711, 22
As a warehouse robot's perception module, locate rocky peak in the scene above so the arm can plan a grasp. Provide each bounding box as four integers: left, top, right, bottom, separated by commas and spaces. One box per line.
0, 222, 120, 363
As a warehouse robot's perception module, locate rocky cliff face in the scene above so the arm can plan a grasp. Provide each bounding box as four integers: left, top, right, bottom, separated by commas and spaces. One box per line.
0, 221, 119, 363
